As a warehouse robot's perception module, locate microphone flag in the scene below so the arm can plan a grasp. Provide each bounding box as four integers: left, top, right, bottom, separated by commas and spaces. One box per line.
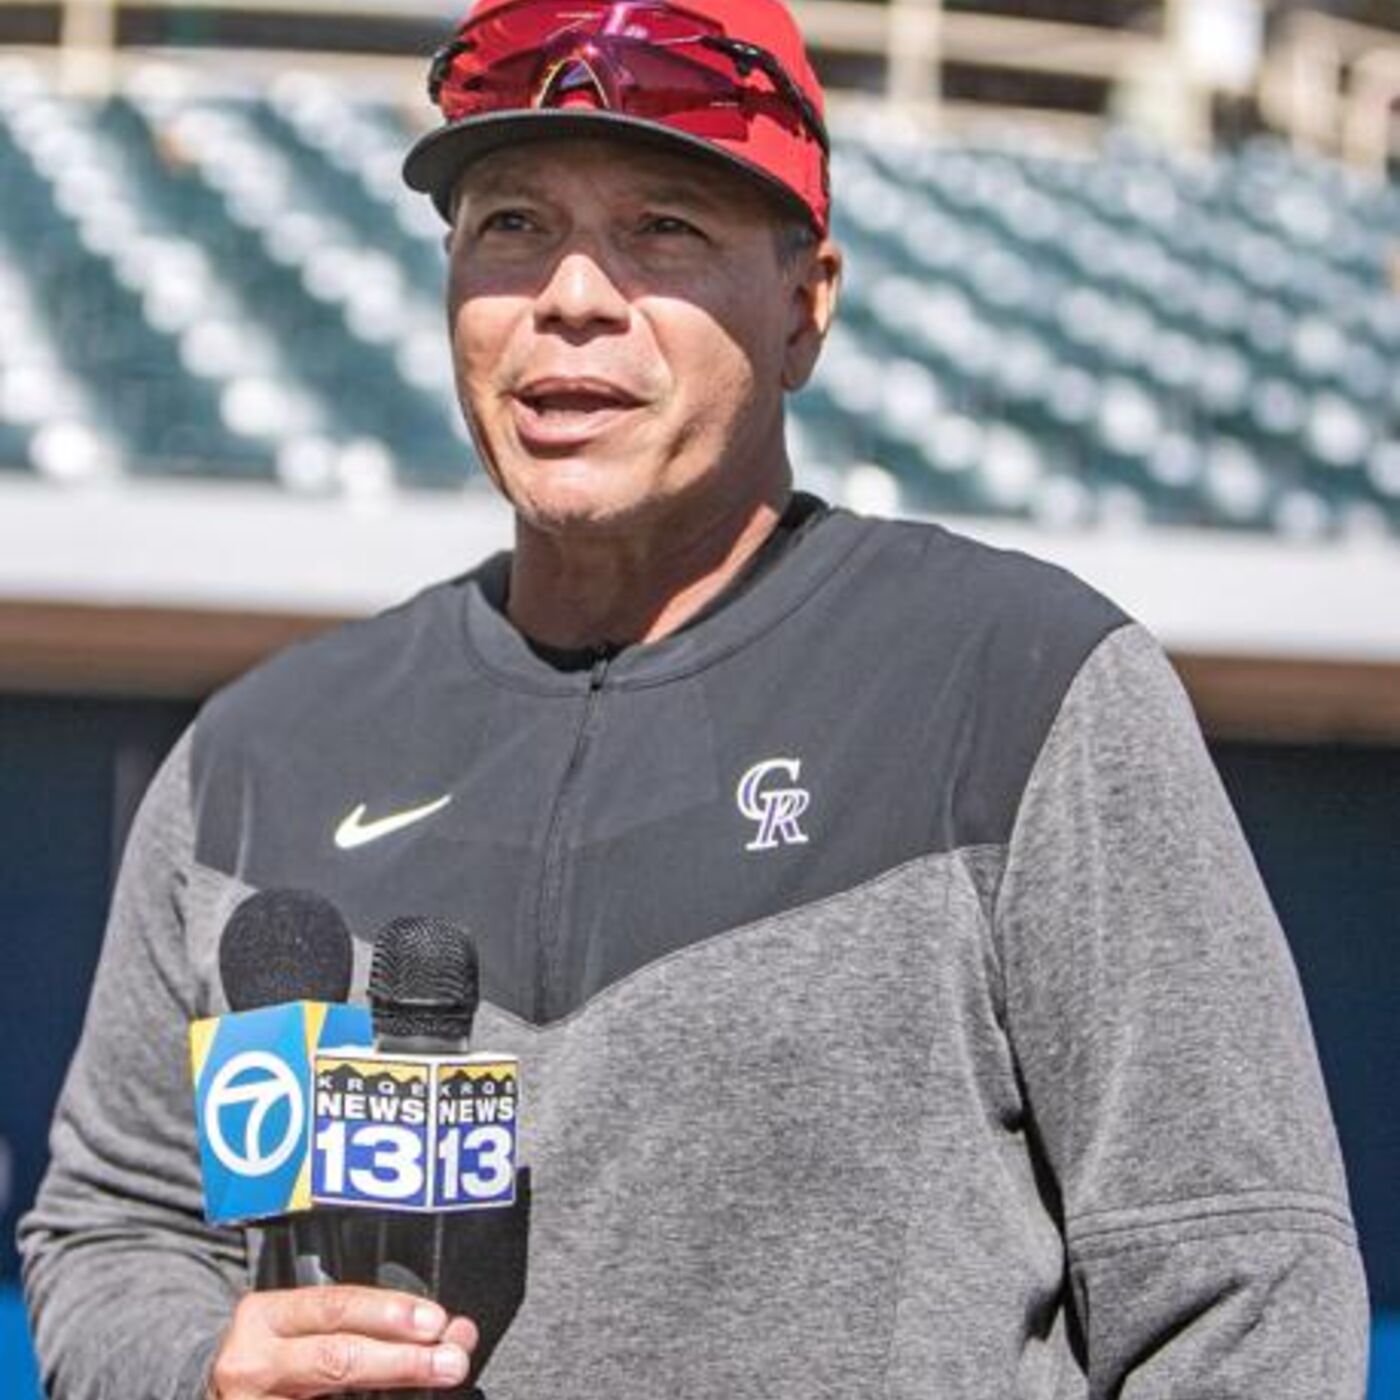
311, 1052, 520, 1213
189, 1001, 372, 1226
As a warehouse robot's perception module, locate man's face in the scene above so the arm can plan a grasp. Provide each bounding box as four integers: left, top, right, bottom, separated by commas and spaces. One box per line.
446, 136, 837, 541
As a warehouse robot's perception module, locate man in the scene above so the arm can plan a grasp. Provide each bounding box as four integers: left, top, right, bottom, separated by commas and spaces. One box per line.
21, 0, 1369, 1396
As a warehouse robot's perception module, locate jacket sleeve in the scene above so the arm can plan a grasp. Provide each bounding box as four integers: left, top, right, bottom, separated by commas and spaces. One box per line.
994, 623, 1369, 1398
18, 727, 247, 1400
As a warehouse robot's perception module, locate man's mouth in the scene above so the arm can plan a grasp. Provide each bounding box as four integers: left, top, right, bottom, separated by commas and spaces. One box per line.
511, 378, 645, 446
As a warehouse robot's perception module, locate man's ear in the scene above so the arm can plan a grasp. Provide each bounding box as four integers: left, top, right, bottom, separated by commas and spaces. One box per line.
781, 238, 842, 393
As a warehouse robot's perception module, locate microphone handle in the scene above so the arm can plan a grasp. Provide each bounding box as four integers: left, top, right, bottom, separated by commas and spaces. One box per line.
256, 1216, 334, 1289
290, 1212, 342, 1286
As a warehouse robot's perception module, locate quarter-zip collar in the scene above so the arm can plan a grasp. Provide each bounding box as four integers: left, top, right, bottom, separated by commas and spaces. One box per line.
460, 494, 874, 695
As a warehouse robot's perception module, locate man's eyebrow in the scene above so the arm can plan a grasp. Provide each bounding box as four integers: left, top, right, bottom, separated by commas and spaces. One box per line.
457, 169, 550, 204
630, 179, 729, 213
457, 170, 733, 213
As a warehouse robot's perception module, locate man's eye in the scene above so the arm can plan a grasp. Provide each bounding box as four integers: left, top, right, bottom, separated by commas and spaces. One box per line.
641, 214, 703, 238
480, 210, 537, 234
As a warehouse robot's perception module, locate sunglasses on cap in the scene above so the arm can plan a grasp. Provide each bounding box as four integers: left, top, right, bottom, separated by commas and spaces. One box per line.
426, 0, 830, 158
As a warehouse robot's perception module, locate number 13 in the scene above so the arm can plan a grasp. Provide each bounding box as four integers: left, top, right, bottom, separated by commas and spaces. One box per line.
438, 1125, 514, 1202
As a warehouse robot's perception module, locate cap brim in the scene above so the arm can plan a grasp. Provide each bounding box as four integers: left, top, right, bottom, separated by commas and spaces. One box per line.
402, 108, 815, 229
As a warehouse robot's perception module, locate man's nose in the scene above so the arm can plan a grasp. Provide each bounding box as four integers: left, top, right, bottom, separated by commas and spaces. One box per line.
534, 248, 630, 336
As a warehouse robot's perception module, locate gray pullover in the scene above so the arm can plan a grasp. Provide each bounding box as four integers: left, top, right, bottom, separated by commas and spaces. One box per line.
20, 508, 1368, 1397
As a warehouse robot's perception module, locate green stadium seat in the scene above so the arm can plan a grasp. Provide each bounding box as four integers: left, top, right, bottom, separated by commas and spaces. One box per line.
3, 63, 1398, 536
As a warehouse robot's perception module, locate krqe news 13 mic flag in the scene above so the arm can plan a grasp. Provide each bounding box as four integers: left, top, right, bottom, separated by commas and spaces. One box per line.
310, 1050, 520, 1216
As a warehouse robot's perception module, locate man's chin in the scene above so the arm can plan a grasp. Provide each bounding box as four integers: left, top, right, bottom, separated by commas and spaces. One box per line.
511, 485, 651, 542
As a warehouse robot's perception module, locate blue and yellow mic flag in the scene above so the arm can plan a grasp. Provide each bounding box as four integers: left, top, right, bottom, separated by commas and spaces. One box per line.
189, 1001, 372, 1226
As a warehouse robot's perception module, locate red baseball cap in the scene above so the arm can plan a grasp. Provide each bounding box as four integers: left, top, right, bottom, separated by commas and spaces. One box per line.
402, 0, 830, 234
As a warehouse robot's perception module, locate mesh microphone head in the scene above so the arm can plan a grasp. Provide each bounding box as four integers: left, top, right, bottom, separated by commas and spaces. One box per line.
369, 915, 480, 1045
219, 888, 354, 1011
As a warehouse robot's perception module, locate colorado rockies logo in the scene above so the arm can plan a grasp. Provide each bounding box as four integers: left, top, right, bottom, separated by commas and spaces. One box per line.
736, 758, 812, 852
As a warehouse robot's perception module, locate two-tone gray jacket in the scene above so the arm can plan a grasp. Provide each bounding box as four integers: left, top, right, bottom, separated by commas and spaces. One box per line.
20, 504, 1369, 1398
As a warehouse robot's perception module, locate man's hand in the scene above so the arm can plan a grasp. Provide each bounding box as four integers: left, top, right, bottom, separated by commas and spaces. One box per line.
209, 1286, 478, 1399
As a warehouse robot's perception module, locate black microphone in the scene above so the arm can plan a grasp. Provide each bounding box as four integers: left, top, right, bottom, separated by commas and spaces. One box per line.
361, 917, 480, 1400
332, 914, 527, 1400
218, 887, 354, 1288
367, 914, 480, 1290
369, 914, 480, 1055
220, 887, 354, 1017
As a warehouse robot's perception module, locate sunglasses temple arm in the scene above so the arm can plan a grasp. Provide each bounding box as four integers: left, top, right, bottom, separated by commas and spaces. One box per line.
700, 36, 829, 154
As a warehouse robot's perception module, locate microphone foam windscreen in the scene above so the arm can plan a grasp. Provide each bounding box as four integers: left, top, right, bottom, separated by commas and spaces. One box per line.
219, 888, 355, 1011
369, 915, 480, 1043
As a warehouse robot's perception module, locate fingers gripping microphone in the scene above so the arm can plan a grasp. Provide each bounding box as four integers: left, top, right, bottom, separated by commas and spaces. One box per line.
216, 888, 355, 1287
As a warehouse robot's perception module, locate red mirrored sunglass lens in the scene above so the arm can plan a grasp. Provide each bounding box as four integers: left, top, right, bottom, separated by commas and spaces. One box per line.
474, 0, 725, 51
442, 39, 743, 116
430, 0, 722, 96
429, 0, 827, 152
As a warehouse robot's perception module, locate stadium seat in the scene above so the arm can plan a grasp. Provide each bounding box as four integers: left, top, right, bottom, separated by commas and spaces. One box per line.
1, 61, 1396, 538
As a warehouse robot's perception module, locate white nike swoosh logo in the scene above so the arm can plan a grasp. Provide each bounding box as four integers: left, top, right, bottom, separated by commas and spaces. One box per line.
334, 795, 453, 850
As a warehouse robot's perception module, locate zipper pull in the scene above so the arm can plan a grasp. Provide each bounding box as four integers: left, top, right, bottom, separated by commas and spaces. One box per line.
588, 645, 613, 690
